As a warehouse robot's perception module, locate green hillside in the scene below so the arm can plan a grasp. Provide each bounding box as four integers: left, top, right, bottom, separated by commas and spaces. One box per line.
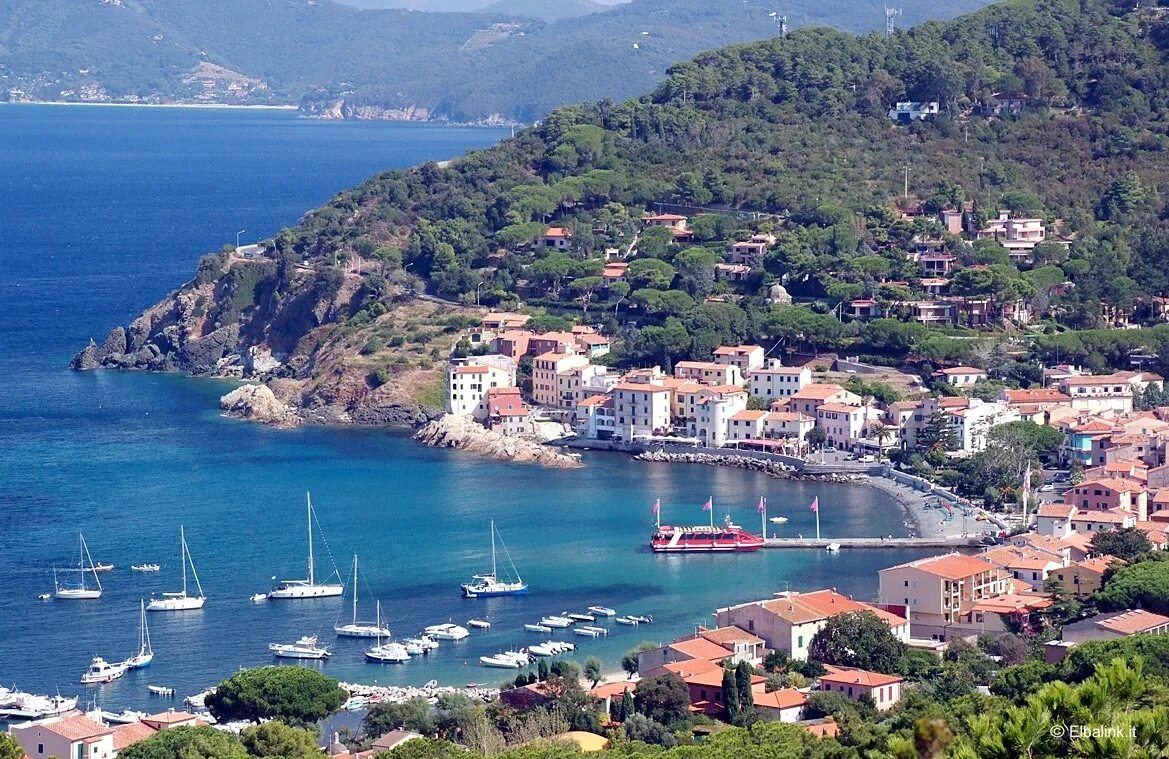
0, 0, 990, 122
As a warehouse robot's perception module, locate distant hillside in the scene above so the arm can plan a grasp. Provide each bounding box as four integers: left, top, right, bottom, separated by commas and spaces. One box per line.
478, 0, 611, 21
0, 0, 991, 123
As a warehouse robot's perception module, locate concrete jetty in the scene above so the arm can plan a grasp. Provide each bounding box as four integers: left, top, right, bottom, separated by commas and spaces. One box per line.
763, 536, 978, 549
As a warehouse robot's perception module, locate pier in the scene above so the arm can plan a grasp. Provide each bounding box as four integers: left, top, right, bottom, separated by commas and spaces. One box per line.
763, 536, 978, 550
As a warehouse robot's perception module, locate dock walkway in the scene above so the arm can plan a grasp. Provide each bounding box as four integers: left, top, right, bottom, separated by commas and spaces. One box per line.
763, 537, 976, 549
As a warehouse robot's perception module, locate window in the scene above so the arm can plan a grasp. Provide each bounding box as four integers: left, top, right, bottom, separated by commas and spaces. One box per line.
797, 635, 803, 648
37, 745, 43, 755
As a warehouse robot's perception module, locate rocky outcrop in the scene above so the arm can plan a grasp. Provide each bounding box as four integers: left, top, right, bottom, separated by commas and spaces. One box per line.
219, 384, 301, 428
71, 339, 102, 370
633, 450, 867, 483
414, 414, 583, 468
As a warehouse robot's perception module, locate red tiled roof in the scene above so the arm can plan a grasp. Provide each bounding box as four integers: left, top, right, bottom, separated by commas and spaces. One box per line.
40, 715, 113, 741
699, 626, 765, 646
791, 384, 847, 400
751, 686, 807, 710
1094, 609, 1169, 635
937, 366, 985, 375
668, 638, 733, 662
884, 552, 1001, 580
112, 721, 159, 751
731, 410, 768, 422
820, 669, 902, 688
452, 366, 488, 374
543, 227, 571, 238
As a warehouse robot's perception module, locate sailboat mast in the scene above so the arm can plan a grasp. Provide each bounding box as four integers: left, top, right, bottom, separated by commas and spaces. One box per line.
180, 526, 188, 595
306, 493, 315, 585
490, 519, 497, 578
351, 555, 359, 625
81, 533, 101, 592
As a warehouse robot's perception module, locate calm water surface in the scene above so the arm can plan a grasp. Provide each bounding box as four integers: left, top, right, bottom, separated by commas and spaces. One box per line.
0, 105, 931, 710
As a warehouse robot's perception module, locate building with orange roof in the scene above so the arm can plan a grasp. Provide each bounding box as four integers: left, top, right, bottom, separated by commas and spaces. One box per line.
1135, 521, 1169, 550
531, 350, 589, 408
789, 384, 861, 417
112, 721, 158, 752
715, 589, 908, 661
601, 261, 628, 285
613, 381, 671, 441
1059, 530, 1097, 562
800, 717, 841, 738
1062, 478, 1147, 521
642, 212, 691, 239
748, 360, 811, 401
586, 680, 634, 716
687, 385, 749, 448
674, 360, 743, 387
540, 226, 573, 249
446, 359, 516, 417
553, 361, 616, 411
1070, 507, 1138, 534
1062, 609, 1169, 644
481, 312, 531, 331
1007, 533, 1072, 565
574, 394, 615, 439
712, 345, 765, 372
490, 329, 533, 360
727, 409, 768, 440
11, 713, 115, 759
729, 234, 775, 266
816, 403, 869, 450
1052, 555, 1121, 598
574, 332, 611, 359
636, 625, 764, 677
480, 387, 534, 436
1060, 372, 1137, 414
933, 366, 987, 387
749, 685, 807, 722
878, 553, 1011, 634
819, 668, 903, 711
981, 545, 1065, 590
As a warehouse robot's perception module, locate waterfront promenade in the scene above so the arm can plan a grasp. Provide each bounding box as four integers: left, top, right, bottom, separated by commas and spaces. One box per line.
763, 536, 978, 550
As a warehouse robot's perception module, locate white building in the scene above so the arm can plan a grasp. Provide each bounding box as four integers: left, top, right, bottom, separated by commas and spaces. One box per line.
748, 361, 811, 401
446, 363, 516, 418
674, 361, 743, 387
712, 345, 765, 373
688, 386, 748, 448
816, 403, 868, 450
575, 395, 616, 439
947, 400, 1019, 452
613, 382, 672, 441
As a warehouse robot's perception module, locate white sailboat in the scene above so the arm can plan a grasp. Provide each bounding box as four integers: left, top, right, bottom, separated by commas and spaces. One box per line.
334, 555, 391, 638
269, 493, 344, 599
55, 533, 103, 600
364, 603, 410, 663
147, 526, 205, 611
460, 519, 527, 597
124, 600, 154, 668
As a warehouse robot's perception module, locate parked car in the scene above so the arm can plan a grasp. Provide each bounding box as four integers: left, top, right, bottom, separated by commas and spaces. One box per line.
1038, 484, 1055, 492
859, 455, 876, 464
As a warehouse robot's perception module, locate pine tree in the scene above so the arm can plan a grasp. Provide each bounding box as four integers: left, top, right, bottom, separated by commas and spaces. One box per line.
620, 689, 634, 723
735, 661, 754, 710
721, 668, 740, 722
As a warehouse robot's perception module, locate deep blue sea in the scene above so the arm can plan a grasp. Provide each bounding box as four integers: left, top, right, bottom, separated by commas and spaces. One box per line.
0, 105, 930, 711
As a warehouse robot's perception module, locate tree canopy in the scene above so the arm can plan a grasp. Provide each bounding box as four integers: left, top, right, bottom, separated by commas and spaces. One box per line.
206, 667, 346, 727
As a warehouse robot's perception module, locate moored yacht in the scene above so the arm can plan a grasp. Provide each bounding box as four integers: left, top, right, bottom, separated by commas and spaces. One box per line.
269, 635, 330, 659
334, 556, 390, 637
269, 493, 344, 599
539, 615, 573, 628
80, 657, 127, 684
55, 533, 103, 600
461, 519, 527, 597
587, 606, 616, 617
147, 526, 205, 611
124, 600, 154, 668
424, 623, 469, 640
0, 690, 78, 719
365, 641, 411, 663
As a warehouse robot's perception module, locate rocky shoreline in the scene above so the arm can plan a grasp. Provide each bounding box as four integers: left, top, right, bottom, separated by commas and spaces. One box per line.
414, 414, 583, 469
633, 450, 868, 483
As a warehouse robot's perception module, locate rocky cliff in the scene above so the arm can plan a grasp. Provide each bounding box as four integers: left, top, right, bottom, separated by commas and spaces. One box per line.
414, 414, 583, 469
73, 248, 477, 430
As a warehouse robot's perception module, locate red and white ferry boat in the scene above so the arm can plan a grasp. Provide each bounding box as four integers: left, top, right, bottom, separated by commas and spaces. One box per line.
650, 516, 764, 553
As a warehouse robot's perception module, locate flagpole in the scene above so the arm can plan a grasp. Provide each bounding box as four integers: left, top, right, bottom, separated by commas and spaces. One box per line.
709, 495, 714, 529
761, 497, 767, 540
815, 499, 821, 541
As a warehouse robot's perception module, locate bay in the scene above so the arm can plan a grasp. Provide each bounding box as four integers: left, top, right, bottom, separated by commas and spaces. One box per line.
0, 105, 928, 711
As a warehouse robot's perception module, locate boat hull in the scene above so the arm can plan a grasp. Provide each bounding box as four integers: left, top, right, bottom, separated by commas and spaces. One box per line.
124, 654, 153, 669
55, 589, 102, 600
147, 596, 205, 611
269, 647, 330, 659
335, 625, 391, 638
268, 584, 344, 599
650, 524, 765, 553
461, 584, 528, 598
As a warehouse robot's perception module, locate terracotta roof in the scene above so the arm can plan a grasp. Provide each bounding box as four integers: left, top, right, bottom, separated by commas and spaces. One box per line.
751, 366, 807, 375
1061, 532, 1096, 551
701, 384, 748, 395
1094, 609, 1169, 635
452, 365, 488, 374
613, 383, 670, 393
576, 395, 611, 408
699, 626, 765, 646
142, 711, 199, 727
820, 669, 903, 688
577, 334, 610, 345
1073, 555, 1119, 575
1065, 374, 1132, 386
650, 658, 723, 682
1072, 477, 1143, 493
764, 411, 812, 423
791, 384, 847, 400
750, 686, 807, 710
676, 361, 728, 371
1004, 388, 1072, 403
112, 721, 158, 751
543, 227, 571, 238
801, 718, 840, 738
938, 396, 969, 408
668, 637, 733, 662
713, 345, 762, 356
1072, 510, 1130, 524
643, 213, 688, 221
818, 402, 864, 414
883, 552, 1001, 580
983, 546, 1059, 571
937, 366, 985, 375
681, 667, 765, 689
731, 410, 768, 422
970, 594, 1054, 613
587, 681, 633, 700
756, 590, 906, 627
40, 715, 114, 741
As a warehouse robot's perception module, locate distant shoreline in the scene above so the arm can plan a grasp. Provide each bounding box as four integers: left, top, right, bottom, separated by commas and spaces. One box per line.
2, 101, 299, 111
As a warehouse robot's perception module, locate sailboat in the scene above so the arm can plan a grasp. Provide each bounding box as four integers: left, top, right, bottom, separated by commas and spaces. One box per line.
334, 555, 391, 637
364, 603, 410, 663
124, 600, 154, 668
269, 493, 344, 599
55, 533, 103, 600
461, 519, 527, 598
147, 526, 205, 611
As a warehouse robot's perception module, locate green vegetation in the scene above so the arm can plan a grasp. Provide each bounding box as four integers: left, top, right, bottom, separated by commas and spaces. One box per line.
117, 727, 251, 759
205, 666, 347, 727
807, 610, 908, 674
1095, 554, 1169, 614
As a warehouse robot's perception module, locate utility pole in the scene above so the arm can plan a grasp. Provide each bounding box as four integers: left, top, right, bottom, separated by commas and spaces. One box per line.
475, 281, 485, 306
903, 165, 909, 199
236, 229, 245, 249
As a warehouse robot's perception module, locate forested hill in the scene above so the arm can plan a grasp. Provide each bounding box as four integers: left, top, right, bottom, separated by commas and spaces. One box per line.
77, 0, 1169, 415
0, 0, 988, 123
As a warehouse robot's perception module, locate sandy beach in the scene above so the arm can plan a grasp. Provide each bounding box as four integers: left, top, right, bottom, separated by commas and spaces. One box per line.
863, 474, 984, 539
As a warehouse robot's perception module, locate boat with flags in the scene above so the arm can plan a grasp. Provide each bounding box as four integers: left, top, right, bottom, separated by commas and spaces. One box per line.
461, 519, 527, 597
649, 497, 764, 553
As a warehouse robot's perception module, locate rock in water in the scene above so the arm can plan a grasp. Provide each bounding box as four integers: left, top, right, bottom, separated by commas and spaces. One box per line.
219, 384, 300, 427
71, 339, 102, 371
414, 414, 582, 469
101, 326, 128, 357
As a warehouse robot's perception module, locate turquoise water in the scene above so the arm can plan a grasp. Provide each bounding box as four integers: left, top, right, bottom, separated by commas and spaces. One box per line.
0, 105, 929, 710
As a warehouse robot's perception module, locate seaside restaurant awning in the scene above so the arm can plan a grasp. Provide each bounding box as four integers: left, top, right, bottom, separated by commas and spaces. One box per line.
731, 438, 798, 454
634, 434, 702, 446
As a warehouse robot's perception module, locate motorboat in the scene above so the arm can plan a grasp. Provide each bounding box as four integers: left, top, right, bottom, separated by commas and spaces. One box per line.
587, 606, 616, 617
92, 563, 115, 573
365, 641, 411, 663
55, 533, 103, 600
343, 697, 367, 712
524, 623, 552, 633
539, 615, 573, 628
81, 657, 128, 684
147, 526, 206, 611
132, 564, 160, 573
528, 640, 575, 656
402, 640, 426, 656
615, 616, 639, 625
461, 519, 527, 597
424, 623, 469, 641
124, 600, 154, 668
768, 516, 789, 525
567, 612, 595, 622
335, 559, 391, 638
575, 626, 609, 637
147, 685, 175, 697
250, 593, 267, 603
100, 709, 146, 724
0, 690, 78, 719
268, 493, 344, 599
402, 636, 438, 653
467, 619, 491, 629
38, 593, 51, 601
268, 635, 330, 659
480, 654, 523, 669
825, 542, 842, 552
184, 689, 214, 710
628, 615, 652, 624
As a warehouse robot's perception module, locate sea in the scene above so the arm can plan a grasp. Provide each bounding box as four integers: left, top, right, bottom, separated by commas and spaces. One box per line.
0, 104, 932, 712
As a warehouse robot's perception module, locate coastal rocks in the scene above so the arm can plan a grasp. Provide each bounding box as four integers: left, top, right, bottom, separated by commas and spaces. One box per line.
179, 324, 240, 373
414, 414, 583, 469
633, 450, 866, 483
101, 326, 127, 357
219, 384, 300, 427
71, 340, 102, 371
348, 402, 434, 428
